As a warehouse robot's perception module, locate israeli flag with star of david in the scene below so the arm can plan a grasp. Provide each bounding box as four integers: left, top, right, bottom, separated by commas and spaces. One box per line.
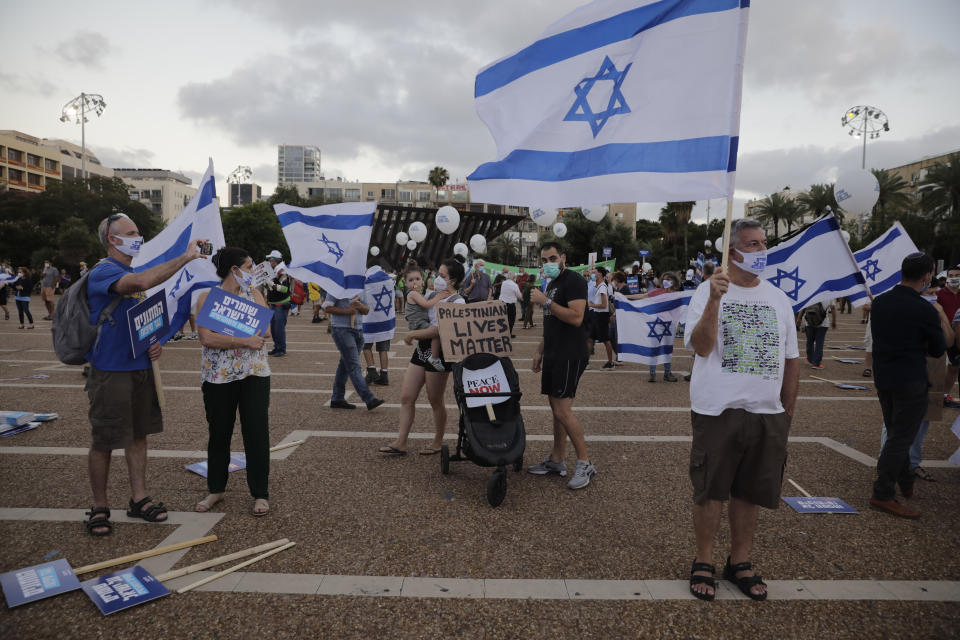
361, 266, 396, 344
760, 213, 868, 313
274, 201, 376, 300
847, 222, 919, 307
133, 158, 224, 343
614, 290, 692, 365
467, 0, 750, 207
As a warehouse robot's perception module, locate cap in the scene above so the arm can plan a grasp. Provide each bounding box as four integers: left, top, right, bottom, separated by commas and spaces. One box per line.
267, 250, 282, 260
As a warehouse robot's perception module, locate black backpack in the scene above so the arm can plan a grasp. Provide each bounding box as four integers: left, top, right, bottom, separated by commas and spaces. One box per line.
803, 303, 826, 328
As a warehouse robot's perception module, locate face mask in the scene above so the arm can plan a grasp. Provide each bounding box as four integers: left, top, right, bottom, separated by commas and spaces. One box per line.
947, 277, 960, 289
111, 235, 143, 258
233, 267, 254, 289
433, 276, 447, 291
590, 273, 597, 281
920, 280, 930, 293
733, 247, 767, 276
543, 262, 561, 279
662, 280, 673, 289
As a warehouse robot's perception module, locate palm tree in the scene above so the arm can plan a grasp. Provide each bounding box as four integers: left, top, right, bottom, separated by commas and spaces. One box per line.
919, 152, 960, 223
796, 183, 840, 223
428, 166, 449, 190
658, 204, 680, 259
751, 192, 798, 241
870, 169, 912, 232
487, 234, 520, 264
666, 201, 695, 264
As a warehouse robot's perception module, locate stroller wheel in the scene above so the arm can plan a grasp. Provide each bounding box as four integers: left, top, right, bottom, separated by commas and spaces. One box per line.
513, 456, 523, 473
487, 469, 507, 508
440, 445, 450, 475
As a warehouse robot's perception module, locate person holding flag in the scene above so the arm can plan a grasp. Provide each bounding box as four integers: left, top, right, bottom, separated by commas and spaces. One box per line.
361, 265, 397, 386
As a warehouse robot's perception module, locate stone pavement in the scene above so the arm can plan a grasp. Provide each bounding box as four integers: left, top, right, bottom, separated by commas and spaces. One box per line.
1, 298, 958, 638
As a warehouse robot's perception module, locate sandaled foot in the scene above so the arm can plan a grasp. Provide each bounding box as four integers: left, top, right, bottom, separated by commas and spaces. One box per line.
85, 507, 113, 537
912, 466, 935, 482
723, 556, 767, 600
194, 493, 224, 513
689, 559, 716, 601
378, 445, 407, 456
252, 498, 269, 517
127, 496, 168, 522
419, 446, 443, 456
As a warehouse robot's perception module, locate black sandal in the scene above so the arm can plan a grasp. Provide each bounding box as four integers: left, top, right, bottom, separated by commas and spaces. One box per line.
126, 496, 168, 522
85, 507, 113, 537
689, 559, 716, 601
723, 556, 767, 601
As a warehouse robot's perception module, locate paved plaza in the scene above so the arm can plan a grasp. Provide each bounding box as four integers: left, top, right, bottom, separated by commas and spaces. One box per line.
1, 300, 958, 638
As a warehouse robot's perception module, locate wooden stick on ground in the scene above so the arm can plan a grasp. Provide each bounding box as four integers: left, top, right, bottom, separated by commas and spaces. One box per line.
809, 375, 838, 385
156, 539, 289, 582
269, 440, 305, 452
177, 541, 296, 594
73, 535, 217, 575
788, 479, 813, 497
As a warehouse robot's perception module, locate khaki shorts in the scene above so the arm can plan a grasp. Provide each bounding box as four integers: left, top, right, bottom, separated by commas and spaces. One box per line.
86, 367, 163, 450
689, 409, 791, 509
41, 287, 55, 302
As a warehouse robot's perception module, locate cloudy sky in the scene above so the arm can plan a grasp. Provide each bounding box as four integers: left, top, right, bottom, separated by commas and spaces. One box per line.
4, 0, 959, 222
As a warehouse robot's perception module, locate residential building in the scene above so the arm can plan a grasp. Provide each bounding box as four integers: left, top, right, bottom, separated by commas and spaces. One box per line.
885, 148, 959, 204
0, 129, 113, 193
277, 145, 321, 184
229, 183, 262, 207
114, 169, 196, 223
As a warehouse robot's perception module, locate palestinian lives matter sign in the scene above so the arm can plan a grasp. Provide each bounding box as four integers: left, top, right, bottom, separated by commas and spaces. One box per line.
436, 300, 512, 361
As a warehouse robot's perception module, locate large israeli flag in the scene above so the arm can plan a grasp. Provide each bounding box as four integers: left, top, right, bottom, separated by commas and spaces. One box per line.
133, 158, 223, 342
761, 213, 867, 313
467, 0, 749, 207
848, 222, 919, 307
274, 201, 375, 299
361, 266, 397, 344
615, 290, 692, 364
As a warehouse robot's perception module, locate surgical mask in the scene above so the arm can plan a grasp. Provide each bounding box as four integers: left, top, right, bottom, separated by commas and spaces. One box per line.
920, 280, 930, 293
543, 262, 561, 279
733, 247, 767, 276
233, 267, 254, 289
111, 235, 143, 258
590, 273, 597, 281
662, 280, 673, 289
433, 276, 447, 291
947, 277, 960, 289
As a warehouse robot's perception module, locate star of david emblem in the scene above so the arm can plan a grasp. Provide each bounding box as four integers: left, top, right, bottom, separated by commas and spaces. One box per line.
319, 233, 344, 263
563, 56, 632, 138
169, 268, 194, 298
862, 259, 882, 282
767, 267, 806, 301
646, 317, 672, 343
372, 285, 393, 314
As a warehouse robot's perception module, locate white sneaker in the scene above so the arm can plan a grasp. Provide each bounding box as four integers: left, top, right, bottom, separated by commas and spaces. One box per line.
527, 456, 566, 477
567, 460, 596, 490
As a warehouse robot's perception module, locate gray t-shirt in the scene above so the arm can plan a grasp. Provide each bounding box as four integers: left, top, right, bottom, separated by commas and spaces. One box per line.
322, 294, 358, 328
463, 270, 491, 302
42, 265, 59, 288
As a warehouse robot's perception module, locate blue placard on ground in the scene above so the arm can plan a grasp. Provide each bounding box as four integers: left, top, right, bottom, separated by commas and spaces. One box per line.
126, 290, 168, 359
627, 275, 639, 294
1, 559, 81, 608
782, 497, 859, 514
196, 287, 272, 338
81, 565, 169, 615
185, 453, 247, 477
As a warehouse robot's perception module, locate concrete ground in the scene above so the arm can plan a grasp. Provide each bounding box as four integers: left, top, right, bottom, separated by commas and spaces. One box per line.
1, 297, 958, 638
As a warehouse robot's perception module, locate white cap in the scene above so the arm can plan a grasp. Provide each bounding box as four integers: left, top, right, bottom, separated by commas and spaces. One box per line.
267, 250, 282, 260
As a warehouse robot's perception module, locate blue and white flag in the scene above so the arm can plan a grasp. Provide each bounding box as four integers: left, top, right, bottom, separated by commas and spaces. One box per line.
467, 0, 750, 207
848, 222, 919, 307
0, 272, 16, 286
133, 158, 223, 343
274, 201, 375, 300
615, 290, 692, 364
361, 266, 396, 344
760, 213, 867, 313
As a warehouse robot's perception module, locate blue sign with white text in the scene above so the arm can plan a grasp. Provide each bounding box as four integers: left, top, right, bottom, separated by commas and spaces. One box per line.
602, 247, 612, 258
638, 249, 650, 257
185, 453, 247, 477
782, 497, 858, 514
196, 287, 272, 338
81, 565, 169, 615
126, 290, 168, 359
627, 275, 639, 295
1, 559, 81, 608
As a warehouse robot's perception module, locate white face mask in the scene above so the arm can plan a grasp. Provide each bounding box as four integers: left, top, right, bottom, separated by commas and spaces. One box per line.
947, 277, 960, 289
662, 280, 673, 289
733, 247, 767, 276
111, 234, 143, 258
433, 276, 447, 291
233, 267, 255, 290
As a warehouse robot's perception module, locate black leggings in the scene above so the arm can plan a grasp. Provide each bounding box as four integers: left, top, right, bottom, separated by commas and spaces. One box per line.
16, 299, 33, 325
506, 303, 516, 334
201, 375, 271, 499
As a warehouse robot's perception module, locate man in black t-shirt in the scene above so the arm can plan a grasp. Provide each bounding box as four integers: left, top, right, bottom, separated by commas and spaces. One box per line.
528, 242, 597, 490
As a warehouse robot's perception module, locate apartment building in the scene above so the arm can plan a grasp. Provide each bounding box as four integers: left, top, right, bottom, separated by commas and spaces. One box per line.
0, 129, 112, 193
277, 145, 321, 184
114, 168, 196, 223
229, 183, 262, 207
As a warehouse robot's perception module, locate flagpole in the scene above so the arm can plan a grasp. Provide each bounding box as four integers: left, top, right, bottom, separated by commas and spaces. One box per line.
831, 207, 874, 302
720, 198, 734, 270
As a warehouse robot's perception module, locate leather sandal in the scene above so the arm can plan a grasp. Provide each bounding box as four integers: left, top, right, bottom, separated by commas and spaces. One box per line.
85, 507, 113, 536
126, 496, 168, 522
689, 559, 716, 601
723, 556, 767, 601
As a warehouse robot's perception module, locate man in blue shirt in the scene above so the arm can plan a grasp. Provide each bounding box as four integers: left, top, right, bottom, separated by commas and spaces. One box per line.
84, 213, 207, 536
322, 293, 385, 411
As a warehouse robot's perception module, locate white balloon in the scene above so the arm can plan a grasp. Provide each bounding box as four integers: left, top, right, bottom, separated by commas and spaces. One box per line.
395, 231, 409, 246
704, 239, 712, 248
529, 206, 558, 227
552, 222, 567, 238
714, 236, 724, 252
408, 221, 427, 243
406, 240, 417, 250
369, 246, 380, 256
834, 169, 880, 215
435, 206, 460, 235
840, 230, 851, 243
453, 242, 469, 257
469, 234, 487, 253
582, 204, 608, 222
642, 262, 652, 272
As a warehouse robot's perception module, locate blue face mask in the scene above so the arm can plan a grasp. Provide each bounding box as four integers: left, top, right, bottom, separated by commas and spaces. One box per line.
543, 262, 561, 279
590, 273, 597, 281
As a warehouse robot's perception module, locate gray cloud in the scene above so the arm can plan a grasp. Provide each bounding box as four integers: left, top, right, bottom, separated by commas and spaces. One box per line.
0, 72, 56, 98
88, 145, 156, 169
55, 31, 112, 69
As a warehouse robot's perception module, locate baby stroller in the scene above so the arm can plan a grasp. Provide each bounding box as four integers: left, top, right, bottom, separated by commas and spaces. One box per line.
444, 352, 526, 507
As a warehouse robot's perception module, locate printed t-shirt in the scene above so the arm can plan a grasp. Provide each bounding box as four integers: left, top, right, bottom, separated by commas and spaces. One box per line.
684, 279, 799, 416
86, 257, 150, 371
543, 268, 589, 361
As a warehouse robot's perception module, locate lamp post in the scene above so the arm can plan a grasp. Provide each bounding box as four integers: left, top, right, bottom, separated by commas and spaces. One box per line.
59, 93, 106, 180
841, 105, 888, 240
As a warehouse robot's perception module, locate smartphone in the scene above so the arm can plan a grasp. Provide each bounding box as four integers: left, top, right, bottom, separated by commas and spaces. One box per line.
199, 241, 213, 256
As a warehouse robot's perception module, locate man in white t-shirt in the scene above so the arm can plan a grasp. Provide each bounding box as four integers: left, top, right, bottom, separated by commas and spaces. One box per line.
683, 219, 800, 602
498, 272, 522, 338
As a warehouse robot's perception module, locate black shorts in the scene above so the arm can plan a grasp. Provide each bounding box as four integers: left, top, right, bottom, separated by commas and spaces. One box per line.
540, 359, 586, 398
409, 338, 453, 372
591, 312, 610, 342
947, 345, 960, 368
363, 339, 391, 352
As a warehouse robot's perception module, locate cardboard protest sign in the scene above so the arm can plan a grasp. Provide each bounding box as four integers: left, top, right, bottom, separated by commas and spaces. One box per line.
185, 453, 247, 478
196, 288, 272, 338
782, 497, 858, 514
126, 291, 168, 359
81, 565, 169, 615
588, 252, 597, 267
253, 261, 275, 288
461, 360, 511, 408
1, 559, 81, 607
436, 301, 512, 361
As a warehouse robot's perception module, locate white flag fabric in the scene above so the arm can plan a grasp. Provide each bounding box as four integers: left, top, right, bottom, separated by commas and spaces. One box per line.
133, 158, 223, 342
361, 266, 397, 344
614, 290, 692, 364
848, 222, 920, 307
761, 213, 867, 313
0, 273, 16, 286
467, 0, 750, 207
274, 202, 375, 300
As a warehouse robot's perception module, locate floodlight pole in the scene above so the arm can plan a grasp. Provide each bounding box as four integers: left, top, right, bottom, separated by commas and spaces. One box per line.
81, 93, 87, 180
60, 92, 106, 181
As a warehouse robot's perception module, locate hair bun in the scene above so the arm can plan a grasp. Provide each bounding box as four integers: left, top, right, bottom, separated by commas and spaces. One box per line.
211, 250, 221, 268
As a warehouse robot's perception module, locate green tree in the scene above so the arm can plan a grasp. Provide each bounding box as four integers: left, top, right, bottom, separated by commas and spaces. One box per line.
751, 192, 801, 241
486, 234, 521, 264
920, 153, 960, 224
221, 201, 289, 262
56, 217, 100, 267
267, 184, 305, 207
869, 168, 912, 234
665, 201, 694, 264
539, 209, 637, 267
428, 166, 449, 189
796, 183, 839, 223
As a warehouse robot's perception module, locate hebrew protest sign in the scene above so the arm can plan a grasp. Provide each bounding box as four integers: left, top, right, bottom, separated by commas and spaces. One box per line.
196, 288, 271, 338
127, 291, 168, 359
